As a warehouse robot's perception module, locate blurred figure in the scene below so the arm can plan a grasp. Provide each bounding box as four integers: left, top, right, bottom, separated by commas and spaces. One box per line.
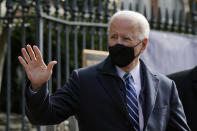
168, 66, 197, 131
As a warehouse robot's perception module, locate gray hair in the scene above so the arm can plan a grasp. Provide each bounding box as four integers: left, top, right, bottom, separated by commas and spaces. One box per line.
108, 10, 150, 40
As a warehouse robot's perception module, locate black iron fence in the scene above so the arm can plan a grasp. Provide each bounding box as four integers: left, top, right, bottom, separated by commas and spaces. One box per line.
0, 0, 197, 131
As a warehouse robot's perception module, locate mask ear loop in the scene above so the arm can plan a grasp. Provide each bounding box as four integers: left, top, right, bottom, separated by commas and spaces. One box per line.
133, 40, 143, 58
133, 40, 142, 48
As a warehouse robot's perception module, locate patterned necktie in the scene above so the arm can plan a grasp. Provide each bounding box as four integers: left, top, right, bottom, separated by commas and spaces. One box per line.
123, 72, 139, 131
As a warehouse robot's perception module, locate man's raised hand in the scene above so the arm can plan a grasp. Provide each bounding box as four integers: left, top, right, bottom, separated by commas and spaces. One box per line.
18, 45, 57, 91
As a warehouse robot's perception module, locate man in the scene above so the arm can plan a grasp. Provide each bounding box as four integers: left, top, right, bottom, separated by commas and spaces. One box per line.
168, 66, 197, 131
18, 11, 190, 131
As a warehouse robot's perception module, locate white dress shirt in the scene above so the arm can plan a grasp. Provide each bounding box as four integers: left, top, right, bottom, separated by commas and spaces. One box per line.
115, 62, 144, 131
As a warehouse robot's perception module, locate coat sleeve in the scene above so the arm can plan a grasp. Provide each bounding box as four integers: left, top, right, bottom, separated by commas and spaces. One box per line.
166, 81, 190, 131
25, 70, 80, 125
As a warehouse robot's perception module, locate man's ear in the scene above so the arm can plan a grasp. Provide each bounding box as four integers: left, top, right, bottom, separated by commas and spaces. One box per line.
141, 38, 148, 53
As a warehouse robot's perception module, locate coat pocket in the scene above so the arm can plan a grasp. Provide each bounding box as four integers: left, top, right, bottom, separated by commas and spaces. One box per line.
148, 105, 169, 131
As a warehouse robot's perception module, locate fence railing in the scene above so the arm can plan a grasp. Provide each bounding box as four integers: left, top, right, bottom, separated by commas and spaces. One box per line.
0, 0, 197, 131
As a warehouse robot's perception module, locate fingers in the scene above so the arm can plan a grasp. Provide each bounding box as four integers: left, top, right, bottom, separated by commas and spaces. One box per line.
26, 45, 36, 61
22, 44, 42, 62
20, 45, 51, 71
47, 61, 57, 72
33, 45, 43, 62
18, 56, 28, 69
21, 48, 31, 64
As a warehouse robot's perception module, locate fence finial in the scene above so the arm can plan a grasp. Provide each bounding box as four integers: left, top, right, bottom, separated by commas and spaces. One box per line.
104, 0, 110, 23
135, 3, 139, 12
151, 6, 155, 29
72, 0, 78, 21
164, 8, 169, 31
157, 7, 162, 30
113, 0, 117, 14
64, 0, 69, 20
120, 2, 124, 10
143, 6, 147, 18
129, 3, 132, 11
171, 10, 176, 32
178, 10, 184, 33
185, 12, 191, 34
89, 0, 94, 22
97, 0, 103, 22
192, 1, 197, 35
82, 0, 88, 21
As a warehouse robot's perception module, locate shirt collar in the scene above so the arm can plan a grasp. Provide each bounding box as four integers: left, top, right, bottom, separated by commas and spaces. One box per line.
116, 61, 141, 84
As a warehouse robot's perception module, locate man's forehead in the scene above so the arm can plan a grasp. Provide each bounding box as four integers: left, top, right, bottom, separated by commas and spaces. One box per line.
109, 18, 139, 31
110, 16, 138, 28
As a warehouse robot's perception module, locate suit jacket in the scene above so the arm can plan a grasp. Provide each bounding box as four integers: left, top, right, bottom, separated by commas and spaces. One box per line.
25, 57, 190, 131
168, 66, 197, 131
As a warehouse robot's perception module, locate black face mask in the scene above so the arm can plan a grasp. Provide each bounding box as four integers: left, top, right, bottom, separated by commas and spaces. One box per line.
109, 42, 142, 67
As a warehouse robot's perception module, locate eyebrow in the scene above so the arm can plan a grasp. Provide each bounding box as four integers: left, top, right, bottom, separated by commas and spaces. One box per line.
125, 34, 134, 38
109, 32, 135, 40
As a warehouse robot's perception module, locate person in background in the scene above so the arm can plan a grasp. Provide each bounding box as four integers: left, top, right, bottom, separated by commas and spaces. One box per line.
18, 10, 190, 131
168, 66, 197, 131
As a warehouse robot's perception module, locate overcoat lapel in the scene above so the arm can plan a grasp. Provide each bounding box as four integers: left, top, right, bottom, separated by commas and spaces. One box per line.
96, 72, 126, 111
97, 71, 135, 130
96, 57, 161, 129
140, 61, 160, 128
96, 57, 126, 113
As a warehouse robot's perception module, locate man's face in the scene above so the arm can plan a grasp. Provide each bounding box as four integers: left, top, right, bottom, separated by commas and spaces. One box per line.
108, 17, 146, 56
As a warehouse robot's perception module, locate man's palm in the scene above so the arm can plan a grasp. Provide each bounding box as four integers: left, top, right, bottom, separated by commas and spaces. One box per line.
18, 45, 57, 91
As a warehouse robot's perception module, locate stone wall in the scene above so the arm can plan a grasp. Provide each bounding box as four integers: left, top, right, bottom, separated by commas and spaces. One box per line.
0, 112, 37, 131
0, 113, 77, 131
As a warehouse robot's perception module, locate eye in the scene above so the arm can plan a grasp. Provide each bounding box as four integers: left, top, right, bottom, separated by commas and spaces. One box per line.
124, 37, 129, 40
123, 37, 131, 41
110, 35, 117, 39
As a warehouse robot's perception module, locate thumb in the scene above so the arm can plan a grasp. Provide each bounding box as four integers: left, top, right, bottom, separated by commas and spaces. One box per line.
47, 61, 57, 71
